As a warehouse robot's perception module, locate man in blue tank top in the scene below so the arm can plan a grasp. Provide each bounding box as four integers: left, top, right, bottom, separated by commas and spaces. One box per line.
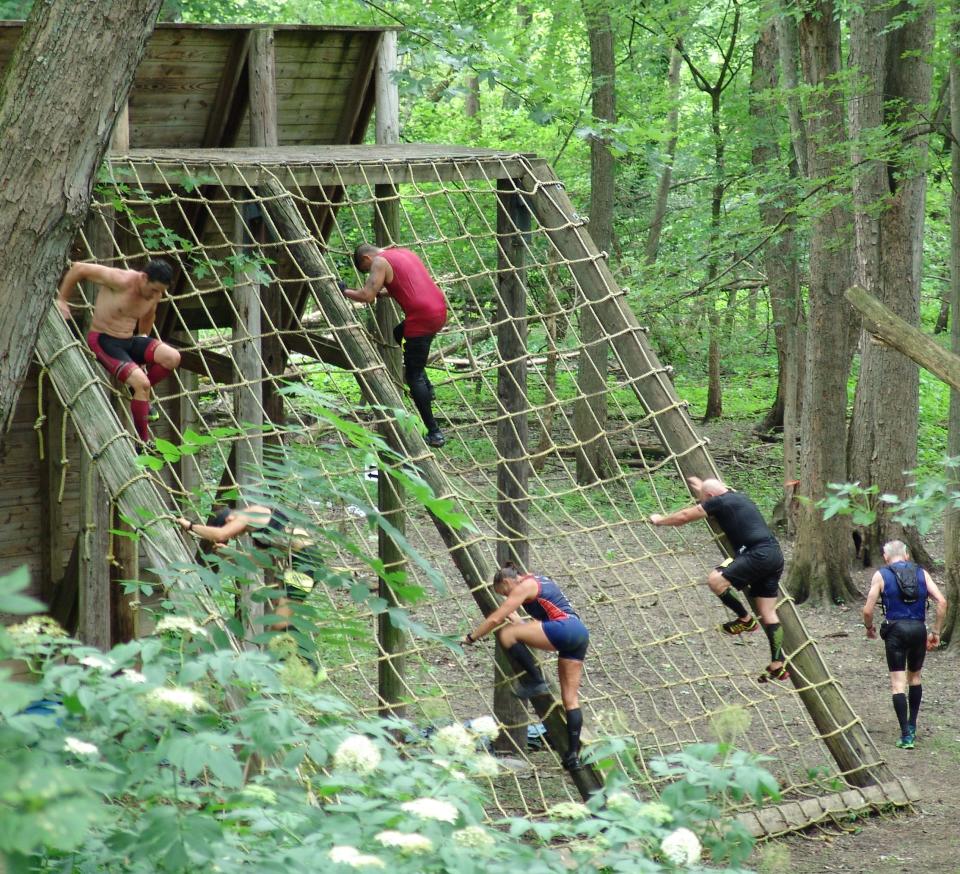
862, 540, 946, 749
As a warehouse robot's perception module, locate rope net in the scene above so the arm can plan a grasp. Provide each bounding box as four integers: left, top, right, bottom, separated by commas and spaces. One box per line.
50, 150, 896, 830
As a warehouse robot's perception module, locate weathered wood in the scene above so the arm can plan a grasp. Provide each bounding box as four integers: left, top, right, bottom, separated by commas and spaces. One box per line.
250, 28, 279, 148
38, 374, 67, 600
77, 449, 112, 649
258, 179, 604, 800
494, 180, 532, 754
522, 160, 894, 790
845, 284, 960, 392
35, 308, 243, 654
177, 369, 203, 496
735, 777, 919, 838
0, 0, 163, 445
373, 31, 407, 719
232, 209, 265, 644
199, 30, 251, 149
112, 146, 536, 188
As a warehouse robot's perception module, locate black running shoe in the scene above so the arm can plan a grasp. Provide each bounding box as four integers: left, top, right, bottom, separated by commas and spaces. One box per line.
721, 616, 759, 635
513, 677, 549, 699
425, 430, 446, 448
561, 751, 583, 771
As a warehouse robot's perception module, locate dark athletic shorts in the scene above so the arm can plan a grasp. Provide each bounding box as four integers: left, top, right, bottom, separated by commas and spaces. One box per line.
542, 616, 590, 661
393, 321, 436, 372
720, 541, 784, 599
883, 619, 927, 673
87, 331, 159, 383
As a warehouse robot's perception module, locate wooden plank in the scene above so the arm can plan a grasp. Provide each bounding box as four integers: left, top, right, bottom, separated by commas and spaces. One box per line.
77, 447, 111, 649
493, 178, 532, 755
115, 149, 533, 188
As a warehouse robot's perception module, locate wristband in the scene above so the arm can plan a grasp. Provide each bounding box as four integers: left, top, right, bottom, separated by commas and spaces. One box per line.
187, 520, 194, 532
466, 632, 474, 643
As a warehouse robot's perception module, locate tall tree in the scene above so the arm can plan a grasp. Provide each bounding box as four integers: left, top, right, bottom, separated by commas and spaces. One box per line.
0, 0, 163, 444
944, 1, 960, 646
676, 0, 744, 422
750, 16, 805, 532
783, 0, 859, 604
845, 0, 935, 563
574, 0, 618, 483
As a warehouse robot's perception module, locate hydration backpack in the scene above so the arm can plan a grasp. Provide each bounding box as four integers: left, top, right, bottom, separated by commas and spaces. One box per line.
880, 563, 922, 606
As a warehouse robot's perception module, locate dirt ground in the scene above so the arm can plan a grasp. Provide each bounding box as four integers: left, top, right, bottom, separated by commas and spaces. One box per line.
759, 560, 960, 874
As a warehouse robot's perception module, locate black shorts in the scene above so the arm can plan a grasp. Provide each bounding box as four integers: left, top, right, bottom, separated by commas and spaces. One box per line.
393, 321, 436, 371
883, 620, 927, 673
720, 542, 784, 599
87, 331, 158, 382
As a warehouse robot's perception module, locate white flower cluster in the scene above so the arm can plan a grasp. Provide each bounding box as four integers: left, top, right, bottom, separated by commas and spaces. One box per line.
147, 686, 207, 712
468, 753, 500, 779
328, 846, 385, 869
638, 801, 673, 825
79, 654, 114, 670
546, 801, 591, 820
333, 735, 382, 776
8, 616, 67, 641
660, 827, 702, 867
452, 825, 496, 851
466, 716, 500, 741
605, 791, 638, 813
400, 797, 459, 823
155, 615, 207, 637
431, 723, 476, 757
374, 830, 434, 854
121, 669, 147, 684
63, 736, 99, 757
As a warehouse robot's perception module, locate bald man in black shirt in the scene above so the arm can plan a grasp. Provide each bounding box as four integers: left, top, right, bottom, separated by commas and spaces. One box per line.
651, 476, 787, 683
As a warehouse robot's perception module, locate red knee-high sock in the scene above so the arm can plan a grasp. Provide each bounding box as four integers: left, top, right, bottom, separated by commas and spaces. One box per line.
146, 363, 172, 386
131, 399, 150, 441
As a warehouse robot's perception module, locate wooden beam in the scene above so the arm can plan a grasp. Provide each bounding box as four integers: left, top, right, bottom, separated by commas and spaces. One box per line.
35, 307, 244, 654
200, 31, 252, 149
845, 284, 960, 391
521, 160, 894, 789
373, 29, 407, 720
77, 447, 111, 649
38, 374, 66, 601
493, 179, 532, 756
333, 33, 379, 144
232, 208, 265, 645
257, 177, 604, 800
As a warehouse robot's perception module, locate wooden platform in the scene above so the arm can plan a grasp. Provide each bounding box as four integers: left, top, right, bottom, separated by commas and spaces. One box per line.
112, 144, 543, 187
0, 22, 394, 149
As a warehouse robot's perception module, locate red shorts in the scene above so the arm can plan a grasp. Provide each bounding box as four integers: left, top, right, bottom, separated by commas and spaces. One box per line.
87, 331, 159, 382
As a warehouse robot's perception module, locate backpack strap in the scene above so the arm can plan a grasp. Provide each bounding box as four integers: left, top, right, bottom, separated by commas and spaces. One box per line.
878, 566, 893, 615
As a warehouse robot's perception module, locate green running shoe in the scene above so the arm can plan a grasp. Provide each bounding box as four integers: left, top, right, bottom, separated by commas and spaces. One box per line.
721, 615, 759, 635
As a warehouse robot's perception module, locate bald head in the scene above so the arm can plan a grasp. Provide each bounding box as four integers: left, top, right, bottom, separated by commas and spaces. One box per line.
699, 478, 728, 499
353, 243, 380, 272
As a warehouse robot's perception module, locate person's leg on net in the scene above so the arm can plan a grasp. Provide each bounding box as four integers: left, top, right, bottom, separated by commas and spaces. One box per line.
403, 332, 444, 446
496, 619, 553, 699
708, 560, 757, 636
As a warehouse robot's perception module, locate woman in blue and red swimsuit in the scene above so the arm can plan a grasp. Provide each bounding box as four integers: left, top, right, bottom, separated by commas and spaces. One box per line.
463, 562, 589, 770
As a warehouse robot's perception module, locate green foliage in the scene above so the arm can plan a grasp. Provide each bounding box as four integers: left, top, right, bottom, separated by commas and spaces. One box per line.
819, 458, 960, 535
0, 574, 775, 871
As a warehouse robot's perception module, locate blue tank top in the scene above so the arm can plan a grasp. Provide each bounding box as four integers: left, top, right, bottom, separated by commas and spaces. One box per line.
880, 561, 927, 622
522, 574, 579, 623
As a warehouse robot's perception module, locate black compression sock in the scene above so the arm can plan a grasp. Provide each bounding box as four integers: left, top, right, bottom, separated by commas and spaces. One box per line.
908, 684, 922, 731
507, 643, 545, 684
892, 693, 909, 735
718, 590, 749, 618
565, 707, 583, 757
763, 622, 784, 663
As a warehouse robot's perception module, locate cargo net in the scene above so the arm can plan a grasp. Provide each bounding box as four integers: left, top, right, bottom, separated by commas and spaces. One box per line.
53, 151, 895, 832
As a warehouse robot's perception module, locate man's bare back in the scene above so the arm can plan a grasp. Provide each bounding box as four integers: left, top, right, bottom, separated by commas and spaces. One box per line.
58, 262, 167, 337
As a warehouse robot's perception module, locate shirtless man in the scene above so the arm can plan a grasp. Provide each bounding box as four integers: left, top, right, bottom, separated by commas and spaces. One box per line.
57, 259, 181, 442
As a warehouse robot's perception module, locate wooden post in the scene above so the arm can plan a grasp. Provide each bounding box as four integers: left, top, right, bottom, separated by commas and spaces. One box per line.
493, 180, 531, 755
177, 369, 203, 497
233, 208, 265, 645
373, 31, 407, 718
38, 377, 66, 602
77, 447, 111, 649
258, 180, 604, 799
521, 161, 894, 788
249, 27, 285, 438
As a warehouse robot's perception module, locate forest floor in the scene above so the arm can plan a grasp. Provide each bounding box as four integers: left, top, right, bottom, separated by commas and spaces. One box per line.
693, 418, 960, 873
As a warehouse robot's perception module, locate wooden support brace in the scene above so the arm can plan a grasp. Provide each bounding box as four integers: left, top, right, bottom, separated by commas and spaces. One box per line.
257, 178, 604, 799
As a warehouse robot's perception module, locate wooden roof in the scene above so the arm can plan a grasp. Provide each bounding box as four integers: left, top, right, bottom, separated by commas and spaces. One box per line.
0, 22, 396, 148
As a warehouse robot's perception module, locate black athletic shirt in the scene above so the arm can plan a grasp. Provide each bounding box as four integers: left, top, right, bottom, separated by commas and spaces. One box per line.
700, 491, 778, 553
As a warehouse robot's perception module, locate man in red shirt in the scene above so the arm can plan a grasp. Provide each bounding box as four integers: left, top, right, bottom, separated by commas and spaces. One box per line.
342, 244, 448, 447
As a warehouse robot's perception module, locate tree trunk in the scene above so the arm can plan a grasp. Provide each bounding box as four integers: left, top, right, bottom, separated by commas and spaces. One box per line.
944, 7, 960, 647
784, 0, 859, 604
846, 0, 934, 565
703, 91, 726, 422
0, 0, 163, 445
644, 48, 683, 265
574, 0, 617, 483
750, 18, 805, 528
